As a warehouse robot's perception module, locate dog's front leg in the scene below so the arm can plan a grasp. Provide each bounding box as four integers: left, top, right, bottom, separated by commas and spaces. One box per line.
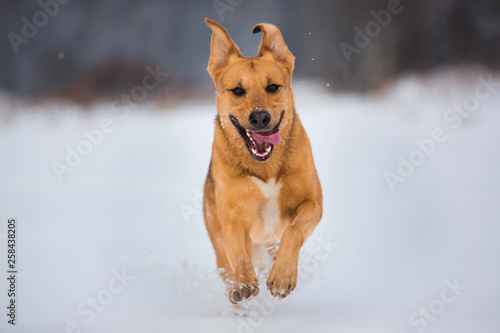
267, 199, 322, 300
220, 210, 260, 303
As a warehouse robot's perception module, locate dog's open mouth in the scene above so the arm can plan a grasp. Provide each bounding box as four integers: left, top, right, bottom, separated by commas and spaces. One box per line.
230, 111, 284, 162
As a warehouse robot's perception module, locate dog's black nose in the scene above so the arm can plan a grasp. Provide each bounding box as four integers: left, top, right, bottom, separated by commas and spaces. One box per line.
249, 111, 271, 129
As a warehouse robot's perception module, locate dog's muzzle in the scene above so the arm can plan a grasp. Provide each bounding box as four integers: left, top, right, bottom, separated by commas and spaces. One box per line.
230, 111, 284, 162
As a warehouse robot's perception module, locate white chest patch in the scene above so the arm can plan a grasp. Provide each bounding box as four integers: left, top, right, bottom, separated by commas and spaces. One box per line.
250, 177, 282, 236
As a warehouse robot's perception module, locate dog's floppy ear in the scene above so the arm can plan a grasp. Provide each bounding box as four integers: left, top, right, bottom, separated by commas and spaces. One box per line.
205, 18, 243, 78
252, 23, 294, 73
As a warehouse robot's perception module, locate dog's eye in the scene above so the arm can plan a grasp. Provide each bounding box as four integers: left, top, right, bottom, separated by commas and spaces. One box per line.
231, 87, 246, 96
266, 84, 280, 93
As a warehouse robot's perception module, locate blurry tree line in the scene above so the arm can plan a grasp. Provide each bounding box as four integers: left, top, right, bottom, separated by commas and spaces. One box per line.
0, 0, 499, 103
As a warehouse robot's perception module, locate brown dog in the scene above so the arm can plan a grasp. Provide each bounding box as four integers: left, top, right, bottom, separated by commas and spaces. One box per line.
203, 18, 323, 303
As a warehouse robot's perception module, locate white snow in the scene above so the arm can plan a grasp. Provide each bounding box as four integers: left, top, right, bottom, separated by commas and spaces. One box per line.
1, 68, 500, 333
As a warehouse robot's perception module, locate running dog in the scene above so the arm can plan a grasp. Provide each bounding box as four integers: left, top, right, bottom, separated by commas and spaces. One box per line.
203, 18, 323, 303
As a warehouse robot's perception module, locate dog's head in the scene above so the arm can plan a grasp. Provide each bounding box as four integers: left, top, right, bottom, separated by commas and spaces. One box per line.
205, 18, 295, 162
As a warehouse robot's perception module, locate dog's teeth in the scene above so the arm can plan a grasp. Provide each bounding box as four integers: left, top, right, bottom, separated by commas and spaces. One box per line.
250, 145, 273, 158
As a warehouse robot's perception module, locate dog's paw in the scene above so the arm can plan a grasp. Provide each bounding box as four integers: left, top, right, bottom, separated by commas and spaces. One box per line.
228, 282, 260, 304
266, 261, 297, 301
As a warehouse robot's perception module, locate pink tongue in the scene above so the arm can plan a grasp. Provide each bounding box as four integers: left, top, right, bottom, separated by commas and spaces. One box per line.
251, 130, 281, 145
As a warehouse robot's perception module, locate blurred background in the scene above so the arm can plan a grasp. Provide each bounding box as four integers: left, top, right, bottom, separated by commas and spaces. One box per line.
1, 1, 500, 333
1, 0, 500, 102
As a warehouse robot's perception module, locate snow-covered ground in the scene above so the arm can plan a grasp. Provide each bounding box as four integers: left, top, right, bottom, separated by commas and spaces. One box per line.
1, 68, 500, 333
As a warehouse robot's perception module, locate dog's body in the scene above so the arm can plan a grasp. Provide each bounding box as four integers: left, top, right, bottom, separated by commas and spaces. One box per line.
203, 18, 322, 303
